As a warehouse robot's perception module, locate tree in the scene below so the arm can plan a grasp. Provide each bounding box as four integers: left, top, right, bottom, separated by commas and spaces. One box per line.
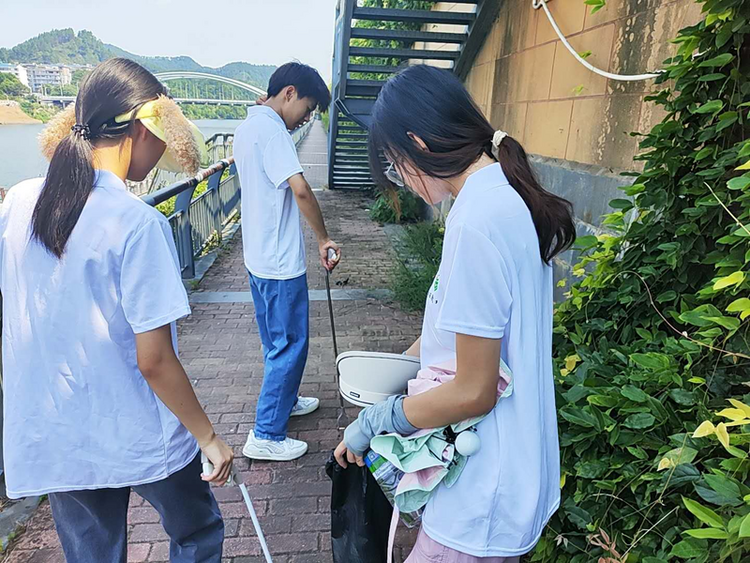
0, 73, 30, 97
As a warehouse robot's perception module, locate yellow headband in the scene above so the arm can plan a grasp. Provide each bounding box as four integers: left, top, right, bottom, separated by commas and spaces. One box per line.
115, 95, 208, 174
38, 95, 208, 175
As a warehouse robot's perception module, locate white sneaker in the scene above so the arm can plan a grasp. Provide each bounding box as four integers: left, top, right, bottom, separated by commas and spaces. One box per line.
243, 432, 308, 461
290, 397, 320, 417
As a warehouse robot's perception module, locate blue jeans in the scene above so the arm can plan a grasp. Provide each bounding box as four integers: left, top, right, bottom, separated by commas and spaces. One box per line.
48, 455, 224, 563
249, 273, 310, 441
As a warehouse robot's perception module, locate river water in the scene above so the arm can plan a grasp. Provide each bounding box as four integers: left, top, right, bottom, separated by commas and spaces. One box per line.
0, 119, 244, 189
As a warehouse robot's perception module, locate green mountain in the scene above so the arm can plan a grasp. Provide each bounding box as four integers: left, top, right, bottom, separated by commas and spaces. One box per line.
0, 29, 276, 89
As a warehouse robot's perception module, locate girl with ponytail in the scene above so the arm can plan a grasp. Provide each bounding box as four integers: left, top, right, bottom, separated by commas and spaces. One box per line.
0, 58, 230, 562
335, 65, 575, 561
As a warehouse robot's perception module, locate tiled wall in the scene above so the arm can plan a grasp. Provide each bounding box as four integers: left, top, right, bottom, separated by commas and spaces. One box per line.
465, 0, 703, 171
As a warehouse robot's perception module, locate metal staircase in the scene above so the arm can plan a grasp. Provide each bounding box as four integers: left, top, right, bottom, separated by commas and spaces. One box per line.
328, 0, 501, 190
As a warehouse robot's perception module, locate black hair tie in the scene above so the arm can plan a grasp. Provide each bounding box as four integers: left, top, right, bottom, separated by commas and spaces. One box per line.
71, 124, 92, 141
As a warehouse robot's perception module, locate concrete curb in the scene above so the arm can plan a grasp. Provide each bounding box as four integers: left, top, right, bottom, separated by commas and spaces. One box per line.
0, 479, 41, 553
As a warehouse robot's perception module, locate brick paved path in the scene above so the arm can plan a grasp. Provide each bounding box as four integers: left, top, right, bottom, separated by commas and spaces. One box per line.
5, 186, 423, 562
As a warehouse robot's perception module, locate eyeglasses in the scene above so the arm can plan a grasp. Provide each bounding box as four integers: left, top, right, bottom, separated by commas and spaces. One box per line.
385, 162, 405, 188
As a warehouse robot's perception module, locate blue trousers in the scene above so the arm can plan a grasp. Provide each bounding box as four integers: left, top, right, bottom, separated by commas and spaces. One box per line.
48, 455, 224, 563
249, 273, 310, 441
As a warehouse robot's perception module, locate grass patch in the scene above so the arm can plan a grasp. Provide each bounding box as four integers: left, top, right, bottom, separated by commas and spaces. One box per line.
370, 190, 421, 224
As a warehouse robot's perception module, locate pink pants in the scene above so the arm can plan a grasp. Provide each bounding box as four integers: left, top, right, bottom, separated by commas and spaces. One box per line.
405, 528, 522, 563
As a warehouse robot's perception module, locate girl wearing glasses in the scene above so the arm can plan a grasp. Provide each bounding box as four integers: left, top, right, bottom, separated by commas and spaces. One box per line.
335, 65, 575, 561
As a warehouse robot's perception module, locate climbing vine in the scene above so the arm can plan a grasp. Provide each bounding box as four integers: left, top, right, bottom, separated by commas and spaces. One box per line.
534, 0, 750, 561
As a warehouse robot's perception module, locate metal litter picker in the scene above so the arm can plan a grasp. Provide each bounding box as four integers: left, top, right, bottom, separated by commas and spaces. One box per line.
202, 454, 273, 563
324, 248, 348, 430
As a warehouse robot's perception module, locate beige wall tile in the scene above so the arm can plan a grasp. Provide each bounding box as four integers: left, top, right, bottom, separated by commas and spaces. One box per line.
608, 0, 704, 95
517, 43, 557, 102
475, 18, 501, 66
492, 55, 515, 105
490, 103, 529, 144
496, 0, 540, 58
467, 62, 494, 115
584, 0, 662, 29
536, 0, 587, 45
549, 24, 615, 99
524, 100, 574, 159
566, 95, 642, 169
493, 43, 555, 105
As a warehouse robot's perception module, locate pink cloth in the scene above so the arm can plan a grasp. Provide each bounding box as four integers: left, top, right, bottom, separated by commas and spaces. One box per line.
405, 528, 521, 562
407, 359, 511, 398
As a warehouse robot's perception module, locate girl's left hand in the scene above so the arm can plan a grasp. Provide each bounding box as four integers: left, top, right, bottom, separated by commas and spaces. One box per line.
334, 440, 364, 469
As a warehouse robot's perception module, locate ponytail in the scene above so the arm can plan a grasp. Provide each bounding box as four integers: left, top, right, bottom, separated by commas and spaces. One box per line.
32, 58, 166, 257
491, 136, 576, 264
32, 125, 96, 258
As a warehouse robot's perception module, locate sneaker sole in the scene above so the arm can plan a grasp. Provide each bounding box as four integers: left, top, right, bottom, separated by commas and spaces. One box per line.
242, 443, 309, 462
290, 401, 320, 418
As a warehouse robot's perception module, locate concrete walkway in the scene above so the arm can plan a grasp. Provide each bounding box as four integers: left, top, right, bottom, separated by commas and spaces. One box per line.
4, 138, 423, 562
297, 119, 329, 189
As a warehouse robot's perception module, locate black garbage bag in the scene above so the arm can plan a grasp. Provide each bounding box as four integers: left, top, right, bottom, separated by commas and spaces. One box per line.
326, 451, 392, 563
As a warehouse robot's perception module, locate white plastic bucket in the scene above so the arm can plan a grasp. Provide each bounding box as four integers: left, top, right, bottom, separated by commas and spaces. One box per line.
336, 351, 421, 407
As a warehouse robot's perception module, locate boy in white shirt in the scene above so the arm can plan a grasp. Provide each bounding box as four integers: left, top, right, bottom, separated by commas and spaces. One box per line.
234, 62, 340, 461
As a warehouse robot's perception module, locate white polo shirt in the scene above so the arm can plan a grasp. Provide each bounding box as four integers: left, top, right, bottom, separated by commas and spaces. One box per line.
0, 171, 198, 498
420, 163, 560, 557
234, 105, 306, 280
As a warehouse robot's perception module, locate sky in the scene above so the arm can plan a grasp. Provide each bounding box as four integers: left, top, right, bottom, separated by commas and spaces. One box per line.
0, 0, 338, 82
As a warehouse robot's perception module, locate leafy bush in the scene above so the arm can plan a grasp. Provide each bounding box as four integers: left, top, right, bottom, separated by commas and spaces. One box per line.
536, 2, 750, 561
369, 190, 421, 223
392, 221, 444, 311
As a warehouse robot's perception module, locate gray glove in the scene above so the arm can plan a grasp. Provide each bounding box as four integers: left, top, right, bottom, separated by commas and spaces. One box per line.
343, 395, 418, 456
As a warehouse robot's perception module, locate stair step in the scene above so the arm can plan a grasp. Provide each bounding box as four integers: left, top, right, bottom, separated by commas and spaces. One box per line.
349, 46, 460, 61
334, 177, 375, 183
346, 79, 386, 88
344, 78, 386, 97
334, 158, 373, 164
353, 7, 475, 25
336, 133, 368, 139
334, 147, 371, 151
333, 180, 376, 187
334, 162, 371, 168
350, 27, 468, 44
347, 64, 402, 74
336, 138, 367, 148
333, 169, 373, 176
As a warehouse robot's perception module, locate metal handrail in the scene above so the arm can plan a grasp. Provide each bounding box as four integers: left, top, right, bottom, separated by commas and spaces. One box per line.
142, 119, 314, 279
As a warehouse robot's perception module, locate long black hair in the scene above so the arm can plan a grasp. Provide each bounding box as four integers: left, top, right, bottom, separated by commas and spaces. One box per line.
32, 58, 166, 258
368, 65, 575, 264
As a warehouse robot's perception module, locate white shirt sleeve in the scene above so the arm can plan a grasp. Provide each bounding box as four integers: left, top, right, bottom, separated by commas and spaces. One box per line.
263, 131, 304, 189
120, 217, 191, 334
435, 223, 513, 339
